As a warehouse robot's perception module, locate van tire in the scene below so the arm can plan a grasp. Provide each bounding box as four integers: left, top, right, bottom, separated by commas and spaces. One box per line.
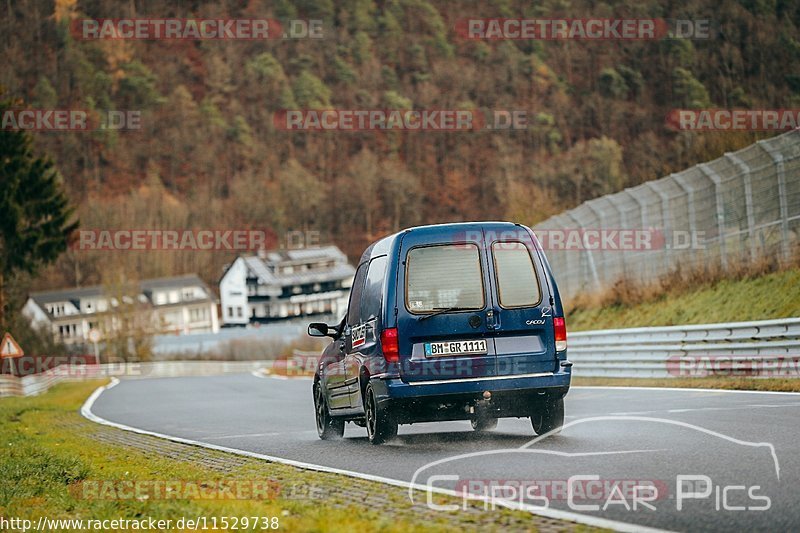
365, 383, 397, 444
314, 382, 344, 440
531, 397, 564, 436
470, 416, 498, 432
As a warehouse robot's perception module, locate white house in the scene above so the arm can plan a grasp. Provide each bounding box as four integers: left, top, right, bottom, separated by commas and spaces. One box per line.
219, 246, 355, 326
23, 274, 219, 344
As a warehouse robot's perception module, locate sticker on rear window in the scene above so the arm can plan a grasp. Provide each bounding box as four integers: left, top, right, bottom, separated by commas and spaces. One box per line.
410, 300, 424, 310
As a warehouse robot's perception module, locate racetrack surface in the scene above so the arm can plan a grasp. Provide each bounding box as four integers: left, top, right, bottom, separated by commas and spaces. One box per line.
88, 374, 800, 532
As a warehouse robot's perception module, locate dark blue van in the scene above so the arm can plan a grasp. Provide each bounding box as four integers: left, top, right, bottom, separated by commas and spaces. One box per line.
308, 222, 571, 444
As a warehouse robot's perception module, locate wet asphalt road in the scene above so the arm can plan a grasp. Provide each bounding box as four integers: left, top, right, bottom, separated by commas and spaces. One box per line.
89, 374, 800, 532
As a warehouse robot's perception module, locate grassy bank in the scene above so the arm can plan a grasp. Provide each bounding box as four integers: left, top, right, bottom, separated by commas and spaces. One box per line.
572, 376, 800, 392
0, 381, 582, 532
567, 266, 800, 331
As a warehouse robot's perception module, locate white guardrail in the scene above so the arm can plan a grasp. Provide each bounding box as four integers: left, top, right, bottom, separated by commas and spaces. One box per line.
570, 317, 800, 378
0, 360, 274, 398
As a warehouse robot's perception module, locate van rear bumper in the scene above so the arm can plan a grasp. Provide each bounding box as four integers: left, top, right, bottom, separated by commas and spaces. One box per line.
371, 367, 571, 423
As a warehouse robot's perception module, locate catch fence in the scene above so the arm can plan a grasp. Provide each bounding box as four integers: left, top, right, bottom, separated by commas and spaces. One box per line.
533, 130, 800, 300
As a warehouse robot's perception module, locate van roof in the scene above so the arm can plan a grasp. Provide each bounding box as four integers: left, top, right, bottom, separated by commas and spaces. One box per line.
359, 221, 526, 263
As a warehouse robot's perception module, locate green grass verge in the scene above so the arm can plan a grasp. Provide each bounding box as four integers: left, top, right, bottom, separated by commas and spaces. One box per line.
567, 266, 800, 331
0, 381, 582, 532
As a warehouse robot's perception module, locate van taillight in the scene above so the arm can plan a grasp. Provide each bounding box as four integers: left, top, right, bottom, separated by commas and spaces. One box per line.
553, 317, 567, 352
381, 328, 399, 363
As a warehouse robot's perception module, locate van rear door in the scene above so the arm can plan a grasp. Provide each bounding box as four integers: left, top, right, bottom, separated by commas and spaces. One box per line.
483, 231, 558, 376
396, 229, 496, 383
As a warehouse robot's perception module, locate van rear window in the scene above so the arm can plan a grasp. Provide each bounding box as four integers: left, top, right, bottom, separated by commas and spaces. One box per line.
492, 242, 541, 307
406, 244, 484, 313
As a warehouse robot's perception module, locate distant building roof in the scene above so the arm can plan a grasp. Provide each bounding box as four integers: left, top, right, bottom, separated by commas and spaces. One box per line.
140, 274, 210, 291
29, 286, 105, 305
233, 245, 355, 287
28, 274, 216, 319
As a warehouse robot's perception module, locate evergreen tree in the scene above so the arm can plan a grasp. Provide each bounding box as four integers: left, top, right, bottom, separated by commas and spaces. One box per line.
0, 98, 78, 327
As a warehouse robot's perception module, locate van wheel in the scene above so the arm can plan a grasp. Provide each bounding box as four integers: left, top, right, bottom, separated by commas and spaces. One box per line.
365, 383, 397, 444
531, 397, 564, 436
470, 416, 498, 432
314, 383, 344, 440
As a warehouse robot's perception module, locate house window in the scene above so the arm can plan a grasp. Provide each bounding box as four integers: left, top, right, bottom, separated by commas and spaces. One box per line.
190, 307, 207, 322
182, 288, 196, 300
58, 324, 78, 338
236, 307, 243, 318
48, 303, 67, 317
227, 306, 234, 317
168, 291, 179, 303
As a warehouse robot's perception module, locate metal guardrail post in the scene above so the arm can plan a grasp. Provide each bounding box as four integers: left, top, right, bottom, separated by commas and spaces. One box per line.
624, 187, 650, 282
607, 193, 630, 279
672, 173, 698, 267
725, 153, 757, 262
585, 200, 609, 285
757, 140, 791, 261
567, 212, 601, 291
646, 181, 672, 275
698, 163, 728, 270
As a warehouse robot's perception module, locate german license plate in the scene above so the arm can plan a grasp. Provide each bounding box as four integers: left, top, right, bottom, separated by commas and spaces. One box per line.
424, 339, 487, 357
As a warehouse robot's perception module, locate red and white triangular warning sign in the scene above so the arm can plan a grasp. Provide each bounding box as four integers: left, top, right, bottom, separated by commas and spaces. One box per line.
0, 333, 24, 358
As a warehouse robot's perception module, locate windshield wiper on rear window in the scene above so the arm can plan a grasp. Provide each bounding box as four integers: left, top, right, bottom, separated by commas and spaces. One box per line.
417, 307, 474, 321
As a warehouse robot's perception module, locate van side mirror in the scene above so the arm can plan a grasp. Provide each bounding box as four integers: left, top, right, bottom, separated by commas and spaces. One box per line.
308, 322, 336, 338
